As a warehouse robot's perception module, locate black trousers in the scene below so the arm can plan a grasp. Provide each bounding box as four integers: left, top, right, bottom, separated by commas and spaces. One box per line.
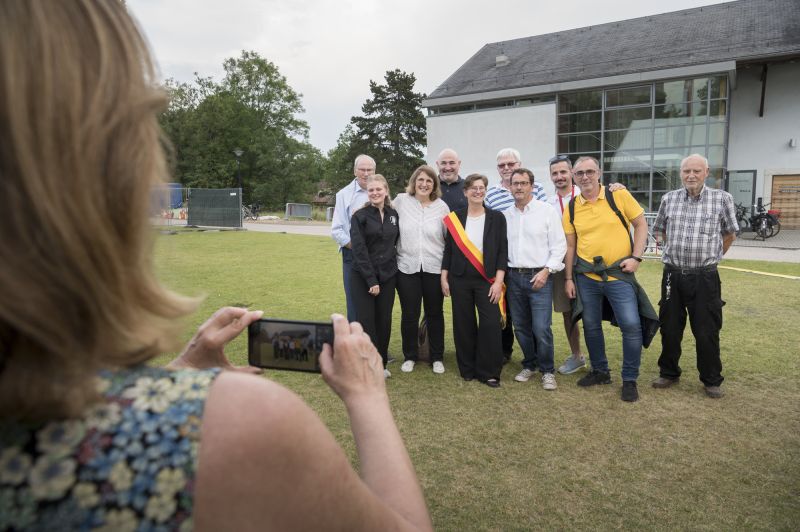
351, 270, 396, 366
449, 268, 503, 381
396, 270, 445, 362
657, 267, 725, 386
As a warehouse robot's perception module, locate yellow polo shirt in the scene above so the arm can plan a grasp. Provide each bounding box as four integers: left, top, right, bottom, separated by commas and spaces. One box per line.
562, 186, 644, 281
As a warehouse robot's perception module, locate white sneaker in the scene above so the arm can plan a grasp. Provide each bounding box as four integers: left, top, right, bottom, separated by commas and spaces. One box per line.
432, 361, 445, 374
514, 368, 536, 382
384, 368, 391, 379
542, 372, 557, 390
401, 360, 415, 372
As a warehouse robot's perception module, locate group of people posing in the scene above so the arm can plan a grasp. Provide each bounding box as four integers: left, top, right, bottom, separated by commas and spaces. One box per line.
332, 148, 739, 401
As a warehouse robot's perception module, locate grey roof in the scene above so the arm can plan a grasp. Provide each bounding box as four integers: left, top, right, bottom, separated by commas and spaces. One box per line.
426, 0, 800, 105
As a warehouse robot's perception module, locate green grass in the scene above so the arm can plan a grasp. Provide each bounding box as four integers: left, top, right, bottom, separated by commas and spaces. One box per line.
154, 230, 800, 531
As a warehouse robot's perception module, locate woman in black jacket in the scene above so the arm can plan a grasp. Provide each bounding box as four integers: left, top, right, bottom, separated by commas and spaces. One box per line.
441, 174, 508, 387
350, 174, 400, 378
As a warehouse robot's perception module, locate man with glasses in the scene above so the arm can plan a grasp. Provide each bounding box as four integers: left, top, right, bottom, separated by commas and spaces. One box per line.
651, 154, 738, 398
436, 148, 467, 212
485, 148, 546, 362
504, 168, 566, 390
331, 154, 376, 321
563, 156, 655, 402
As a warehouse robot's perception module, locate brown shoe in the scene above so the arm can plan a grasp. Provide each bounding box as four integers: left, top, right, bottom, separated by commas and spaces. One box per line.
651, 376, 679, 389
704, 385, 724, 398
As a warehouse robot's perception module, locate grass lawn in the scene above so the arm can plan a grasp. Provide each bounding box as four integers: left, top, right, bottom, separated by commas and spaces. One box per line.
154, 229, 800, 531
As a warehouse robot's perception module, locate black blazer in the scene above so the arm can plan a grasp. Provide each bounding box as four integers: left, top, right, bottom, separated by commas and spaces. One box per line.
350, 204, 400, 286
441, 207, 508, 277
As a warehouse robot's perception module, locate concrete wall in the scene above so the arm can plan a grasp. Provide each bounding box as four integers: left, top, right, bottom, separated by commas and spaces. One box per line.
728, 62, 800, 204
425, 103, 558, 198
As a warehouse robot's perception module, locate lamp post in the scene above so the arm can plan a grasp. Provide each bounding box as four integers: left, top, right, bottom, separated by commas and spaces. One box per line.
233, 148, 243, 191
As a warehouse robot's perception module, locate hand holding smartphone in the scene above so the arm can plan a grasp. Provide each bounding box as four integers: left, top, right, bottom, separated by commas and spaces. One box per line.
248, 318, 334, 373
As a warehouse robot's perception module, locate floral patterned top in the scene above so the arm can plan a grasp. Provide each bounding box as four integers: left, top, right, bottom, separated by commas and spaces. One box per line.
0, 365, 220, 531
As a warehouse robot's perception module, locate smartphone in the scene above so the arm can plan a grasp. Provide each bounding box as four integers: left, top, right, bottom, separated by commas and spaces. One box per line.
247, 318, 334, 373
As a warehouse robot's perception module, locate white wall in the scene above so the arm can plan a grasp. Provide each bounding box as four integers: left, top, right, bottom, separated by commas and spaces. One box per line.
425, 103, 558, 198
728, 62, 800, 204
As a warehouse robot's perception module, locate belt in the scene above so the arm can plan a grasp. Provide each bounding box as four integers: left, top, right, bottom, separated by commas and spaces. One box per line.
665, 264, 717, 275
509, 267, 544, 275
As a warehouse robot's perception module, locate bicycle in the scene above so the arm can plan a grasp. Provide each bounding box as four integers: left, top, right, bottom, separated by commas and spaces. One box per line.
241, 203, 261, 221
751, 201, 781, 240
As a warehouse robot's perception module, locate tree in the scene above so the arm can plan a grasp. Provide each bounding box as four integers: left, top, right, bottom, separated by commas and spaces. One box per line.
348, 69, 427, 191
158, 51, 324, 209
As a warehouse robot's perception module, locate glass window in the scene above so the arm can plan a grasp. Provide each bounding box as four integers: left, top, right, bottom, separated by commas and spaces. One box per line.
603, 150, 653, 173
605, 129, 652, 151
654, 102, 708, 126
708, 123, 725, 144
653, 171, 680, 191
558, 111, 602, 133
605, 171, 651, 192
709, 76, 728, 99
705, 168, 724, 189
709, 100, 727, 121
653, 125, 708, 148
475, 100, 514, 110
708, 146, 725, 167
655, 77, 709, 105
558, 133, 602, 153
606, 86, 651, 107
629, 191, 651, 212
605, 107, 652, 130
558, 90, 602, 113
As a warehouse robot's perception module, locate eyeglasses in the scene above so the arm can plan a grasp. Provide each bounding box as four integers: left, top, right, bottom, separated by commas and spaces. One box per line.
511, 181, 531, 187
574, 169, 598, 178
467, 186, 486, 192
548, 155, 570, 165
497, 162, 519, 169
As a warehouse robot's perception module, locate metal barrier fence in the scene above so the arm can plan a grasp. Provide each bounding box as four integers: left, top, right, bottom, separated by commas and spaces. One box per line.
326, 206, 335, 222
285, 203, 312, 220
187, 188, 242, 228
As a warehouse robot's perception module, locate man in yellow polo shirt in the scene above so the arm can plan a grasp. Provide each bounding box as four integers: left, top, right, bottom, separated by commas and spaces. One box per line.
562, 156, 649, 402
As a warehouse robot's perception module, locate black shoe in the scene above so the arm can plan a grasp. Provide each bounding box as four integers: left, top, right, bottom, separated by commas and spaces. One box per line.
621, 381, 639, 402
577, 370, 612, 387
483, 378, 501, 388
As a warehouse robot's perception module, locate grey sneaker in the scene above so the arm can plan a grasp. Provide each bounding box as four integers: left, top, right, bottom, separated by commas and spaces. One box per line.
384, 368, 391, 379
558, 354, 586, 375
400, 360, 415, 373
432, 361, 445, 374
514, 368, 536, 382
542, 373, 557, 390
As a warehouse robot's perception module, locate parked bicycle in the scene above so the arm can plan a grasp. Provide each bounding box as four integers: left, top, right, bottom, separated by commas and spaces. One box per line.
241, 203, 261, 221
736, 201, 781, 240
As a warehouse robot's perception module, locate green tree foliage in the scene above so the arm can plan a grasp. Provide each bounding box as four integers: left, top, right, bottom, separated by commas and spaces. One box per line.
348, 69, 427, 191
159, 51, 324, 209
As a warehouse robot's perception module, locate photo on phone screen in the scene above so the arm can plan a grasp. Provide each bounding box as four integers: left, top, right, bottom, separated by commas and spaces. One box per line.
248, 319, 333, 373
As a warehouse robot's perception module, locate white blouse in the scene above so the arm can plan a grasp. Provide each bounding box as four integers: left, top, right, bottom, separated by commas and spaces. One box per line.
464, 213, 485, 255
393, 193, 450, 275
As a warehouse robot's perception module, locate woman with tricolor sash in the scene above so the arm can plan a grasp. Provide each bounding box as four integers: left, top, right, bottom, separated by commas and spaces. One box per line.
441, 174, 508, 387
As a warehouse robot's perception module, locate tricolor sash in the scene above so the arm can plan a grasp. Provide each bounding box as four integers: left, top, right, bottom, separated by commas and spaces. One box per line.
443, 211, 507, 325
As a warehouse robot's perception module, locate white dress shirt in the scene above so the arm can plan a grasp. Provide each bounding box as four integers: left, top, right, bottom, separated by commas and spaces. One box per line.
503, 199, 567, 270
331, 179, 368, 248
548, 184, 581, 217
393, 194, 450, 274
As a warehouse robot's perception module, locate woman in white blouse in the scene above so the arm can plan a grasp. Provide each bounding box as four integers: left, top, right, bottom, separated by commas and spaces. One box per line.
394, 165, 451, 374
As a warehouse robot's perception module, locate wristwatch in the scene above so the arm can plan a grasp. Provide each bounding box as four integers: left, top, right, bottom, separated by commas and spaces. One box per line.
547, 267, 557, 274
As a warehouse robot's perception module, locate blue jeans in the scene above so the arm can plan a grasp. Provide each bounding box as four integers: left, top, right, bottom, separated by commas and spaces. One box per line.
576, 275, 642, 381
507, 270, 555, 373
341, 247, 357, 321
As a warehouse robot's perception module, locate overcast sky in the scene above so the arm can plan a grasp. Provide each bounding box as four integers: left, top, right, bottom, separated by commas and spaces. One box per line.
127, 0, 727, 153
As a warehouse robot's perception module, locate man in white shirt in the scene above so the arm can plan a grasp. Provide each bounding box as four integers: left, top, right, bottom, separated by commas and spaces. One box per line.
547, 155, 586, 375
331, 154, 375, 321
503, 168, 567, 390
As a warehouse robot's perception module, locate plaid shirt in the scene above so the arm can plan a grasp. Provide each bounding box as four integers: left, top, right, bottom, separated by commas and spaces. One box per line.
653, 186, 739, 268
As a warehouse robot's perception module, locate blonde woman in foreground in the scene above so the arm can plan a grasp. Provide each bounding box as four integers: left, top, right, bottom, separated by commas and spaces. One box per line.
0, 2, 432, 530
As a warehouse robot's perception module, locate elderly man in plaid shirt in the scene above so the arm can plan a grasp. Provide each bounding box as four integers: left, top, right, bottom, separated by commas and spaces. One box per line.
651, 154, 739, 398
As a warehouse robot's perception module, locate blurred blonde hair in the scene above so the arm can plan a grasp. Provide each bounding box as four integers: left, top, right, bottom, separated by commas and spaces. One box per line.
0, 0, 198, 421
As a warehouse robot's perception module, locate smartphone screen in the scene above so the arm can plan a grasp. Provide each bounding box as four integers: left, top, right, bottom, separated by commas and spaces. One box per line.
247, 318, 333, 373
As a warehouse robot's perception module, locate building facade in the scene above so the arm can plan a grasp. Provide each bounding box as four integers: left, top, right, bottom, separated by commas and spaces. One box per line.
423, 0, 800, 226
